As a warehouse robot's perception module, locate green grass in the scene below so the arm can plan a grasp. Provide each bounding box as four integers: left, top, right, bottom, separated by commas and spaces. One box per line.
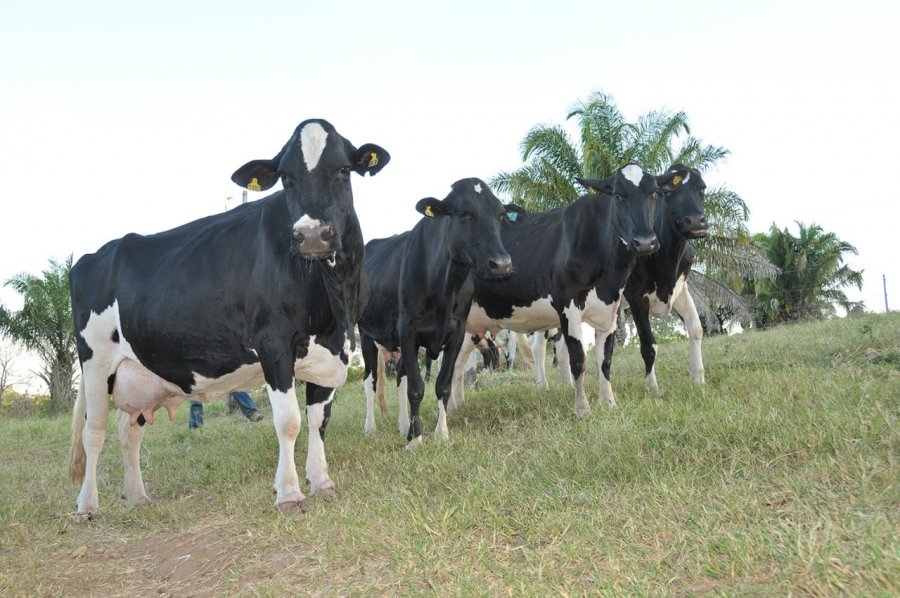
0, 314, 897, 596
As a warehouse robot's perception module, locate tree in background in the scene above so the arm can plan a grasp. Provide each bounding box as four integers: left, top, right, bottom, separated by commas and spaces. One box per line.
747, 222, 863, 327
491, 91, 777, 332
0, 255, 78, 412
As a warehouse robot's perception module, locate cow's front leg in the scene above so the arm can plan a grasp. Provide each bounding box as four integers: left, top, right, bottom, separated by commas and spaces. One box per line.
434, 327, 466, 441
596, 331, 618, 408
398, 333, 425, 448
561, 307, 590, 418
629, 297, 659, 392
361, 334, 379, 437
266, 382, 306, 513
305, 383, 337, 499
673, 285, 705, 384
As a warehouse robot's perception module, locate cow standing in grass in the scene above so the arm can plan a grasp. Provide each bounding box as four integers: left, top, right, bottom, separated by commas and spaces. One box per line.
453, 164, 690, 417
69, 119, 388, 517
359, 179, 524, 447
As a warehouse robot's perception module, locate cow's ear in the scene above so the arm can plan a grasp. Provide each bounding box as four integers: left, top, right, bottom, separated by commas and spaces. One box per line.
657, 167, 690, 192
415, 197, 451, 218
231, 159, 281, 191
353, 144, 390, 177
576, 176, 613, 195
504, 203, 526, 223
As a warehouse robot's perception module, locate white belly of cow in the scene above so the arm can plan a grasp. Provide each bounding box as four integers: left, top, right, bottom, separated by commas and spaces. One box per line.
467, 297, 560, 335
581, 288, 623, 335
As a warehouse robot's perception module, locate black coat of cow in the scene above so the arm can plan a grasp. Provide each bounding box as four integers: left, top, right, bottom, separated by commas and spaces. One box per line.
358, 178, 523, 446
619, 164, 708, 388
454, 164, 689, 417
68, 119, 388, 517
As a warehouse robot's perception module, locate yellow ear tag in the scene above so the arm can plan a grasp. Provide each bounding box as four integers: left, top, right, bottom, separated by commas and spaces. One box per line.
368, 152, 379, 168
248, 177, 261, 192
671, 175, 683, 186
587, 186, 598, 194
424, 205, 434, 217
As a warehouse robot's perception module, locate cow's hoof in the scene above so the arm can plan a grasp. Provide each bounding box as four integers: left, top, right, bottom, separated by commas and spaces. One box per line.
405, 436, 423, 450
311, 485, 339, 501
364, 425, 376, 437
122, 493, 151, 507
75, 510, 98, 522
575, 403, 591, 419
276, 498, 307, 515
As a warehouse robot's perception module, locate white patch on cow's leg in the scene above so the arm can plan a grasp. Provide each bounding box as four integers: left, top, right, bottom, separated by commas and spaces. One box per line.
674, 287, 705, 384
397, 376, 409, 436
116, 408, 150, 507
434, 400, 449, 441
556, 336, 573, 386
621, 164, 644, 186
531, 332, 549, 390
306, 393, 335, 497
645, 343, 660, 393
300, 122, 328, 172
267, 384, 306, 512
449, 335, 475, 411
76, 363, 113, 518
364, 371, 377, 437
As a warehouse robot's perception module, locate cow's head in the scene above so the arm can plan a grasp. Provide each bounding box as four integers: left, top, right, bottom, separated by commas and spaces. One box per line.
231, 119, 389, 261
576, 163, 663, 255
415, 178, 525, 280
660, 164, 707, 239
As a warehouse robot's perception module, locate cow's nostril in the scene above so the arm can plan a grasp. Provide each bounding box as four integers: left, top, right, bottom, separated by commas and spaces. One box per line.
320, 224, 335, 240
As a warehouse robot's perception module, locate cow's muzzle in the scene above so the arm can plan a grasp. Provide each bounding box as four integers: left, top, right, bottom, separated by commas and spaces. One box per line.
676, 214, 708, 239
480, 253, 513, 280
631, 235, 659, 255
293, 221, 338, 260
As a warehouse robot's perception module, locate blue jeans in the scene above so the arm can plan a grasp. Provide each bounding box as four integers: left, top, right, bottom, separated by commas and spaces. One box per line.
228, 391, 259, 418
188, 400, 204, 429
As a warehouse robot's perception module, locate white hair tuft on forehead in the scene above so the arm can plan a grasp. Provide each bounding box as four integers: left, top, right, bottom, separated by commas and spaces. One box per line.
621, 164, 644, 186
474, 183, 482, 194
300, 122, 329, 172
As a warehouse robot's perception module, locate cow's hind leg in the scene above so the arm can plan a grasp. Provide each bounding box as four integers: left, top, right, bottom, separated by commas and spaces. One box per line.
531, 332, 550, 390
117, 408, 150, 506
267, 382, 307, 513
448, 334, 476, 412
75, 363, 113, 518
305, 384, 337, 499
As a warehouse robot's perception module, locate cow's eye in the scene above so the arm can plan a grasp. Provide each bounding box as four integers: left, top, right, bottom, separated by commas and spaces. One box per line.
339, 166, 351, 177
282, 175, 295, 189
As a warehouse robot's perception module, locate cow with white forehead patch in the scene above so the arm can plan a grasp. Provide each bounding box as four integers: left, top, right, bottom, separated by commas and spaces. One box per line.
68, 119, 389, 517
616, 164, 708, 389
452, 163, 690, 417
358, 179, 525, 447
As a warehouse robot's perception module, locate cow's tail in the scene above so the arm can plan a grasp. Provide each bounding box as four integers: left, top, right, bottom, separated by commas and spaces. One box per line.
69, 378, 87, 485
376, 349, 387, 415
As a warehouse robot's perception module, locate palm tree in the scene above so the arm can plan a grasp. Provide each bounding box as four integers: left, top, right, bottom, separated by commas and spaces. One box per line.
491, 91, 777, 332
0, 255, 78, 412
747, 222, 863, 327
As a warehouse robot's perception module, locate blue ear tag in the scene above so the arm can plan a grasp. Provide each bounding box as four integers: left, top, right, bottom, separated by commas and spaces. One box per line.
506, 211, 519, 222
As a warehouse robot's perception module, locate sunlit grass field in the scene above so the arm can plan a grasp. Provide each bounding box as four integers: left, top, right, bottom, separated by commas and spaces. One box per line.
0, 313, 897, 596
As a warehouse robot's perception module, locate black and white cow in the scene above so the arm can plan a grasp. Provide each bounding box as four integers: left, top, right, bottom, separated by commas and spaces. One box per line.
358, 179, 524, 447
551, 164, 708, 392
452, 164, 689, 417
68, 119, 388, 517
615, 164, 708, 389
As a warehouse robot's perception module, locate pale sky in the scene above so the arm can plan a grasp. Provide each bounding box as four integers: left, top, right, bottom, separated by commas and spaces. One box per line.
2, 1, 898, 345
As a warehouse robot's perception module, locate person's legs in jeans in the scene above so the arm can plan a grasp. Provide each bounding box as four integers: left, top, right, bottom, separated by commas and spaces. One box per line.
230, 391, 262, 421
188, 400, 204, 429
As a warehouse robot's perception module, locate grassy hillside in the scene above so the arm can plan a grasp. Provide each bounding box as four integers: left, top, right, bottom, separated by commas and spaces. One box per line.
0, 313, 897, 596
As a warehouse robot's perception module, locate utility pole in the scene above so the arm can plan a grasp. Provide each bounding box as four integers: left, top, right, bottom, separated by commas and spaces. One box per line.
884, 274, 889, 313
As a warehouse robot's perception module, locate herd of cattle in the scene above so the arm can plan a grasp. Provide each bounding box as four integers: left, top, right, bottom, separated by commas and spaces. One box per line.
68, 119, 708, 517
